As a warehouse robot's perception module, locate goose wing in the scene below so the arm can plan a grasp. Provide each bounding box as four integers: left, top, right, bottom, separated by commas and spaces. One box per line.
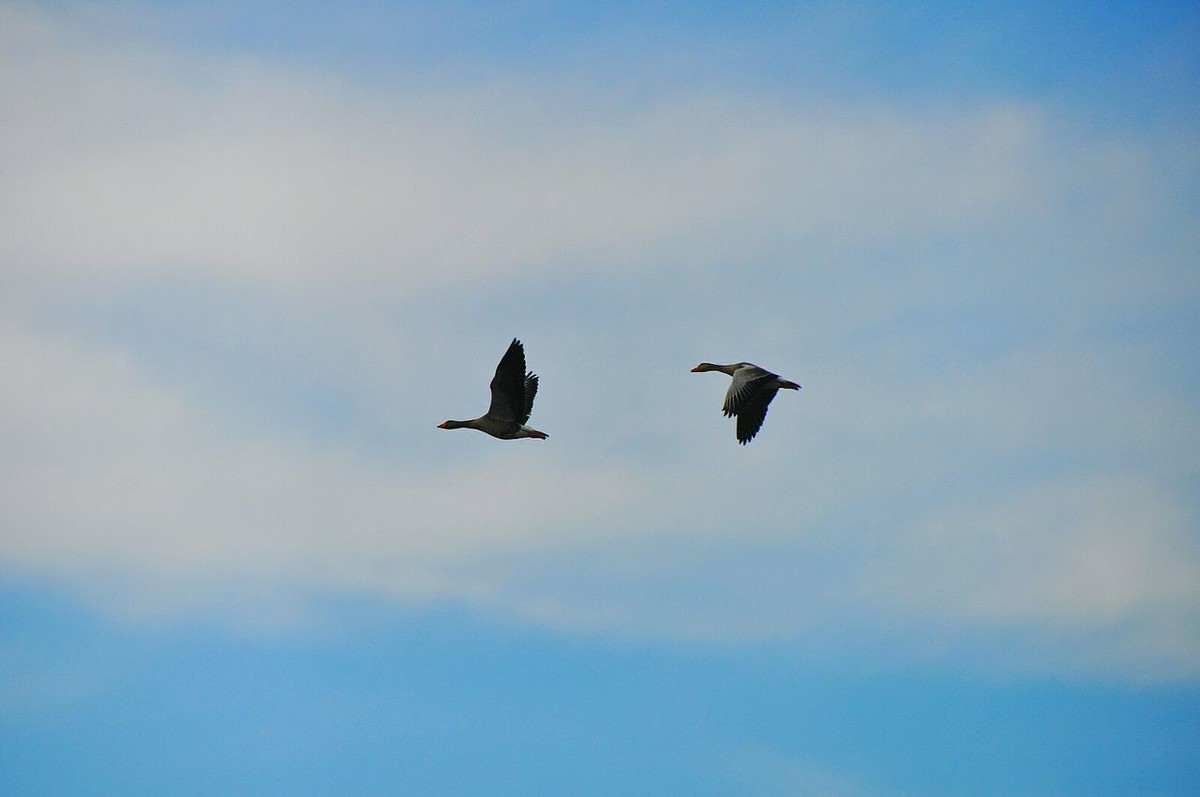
521, 372, 539, 425
734, 385, 780, 444
721, 365, 777, 417
487, 339, 527, 423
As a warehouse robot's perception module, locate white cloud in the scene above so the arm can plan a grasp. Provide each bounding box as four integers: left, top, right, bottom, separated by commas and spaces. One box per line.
3, 4, 1140, 303
0, 320, 646, 612
10, 314, 1195, 679
859, 475, 1200, 676
2, 5, 1198, 681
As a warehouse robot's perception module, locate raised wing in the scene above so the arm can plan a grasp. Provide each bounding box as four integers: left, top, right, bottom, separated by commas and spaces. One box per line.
522, 372, 539, 425
487, 338, 527, 423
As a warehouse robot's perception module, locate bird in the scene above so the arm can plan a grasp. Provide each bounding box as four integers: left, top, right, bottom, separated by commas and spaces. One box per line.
691, 361, 801, 444
438, 338, 549, 440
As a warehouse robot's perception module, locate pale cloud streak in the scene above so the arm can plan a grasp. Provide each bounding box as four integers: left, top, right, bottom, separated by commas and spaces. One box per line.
4, 4, 1137, 300
1, 319, 646, 612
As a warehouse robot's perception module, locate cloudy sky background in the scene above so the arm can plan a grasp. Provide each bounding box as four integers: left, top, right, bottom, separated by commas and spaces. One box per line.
3, 2, 1199, 794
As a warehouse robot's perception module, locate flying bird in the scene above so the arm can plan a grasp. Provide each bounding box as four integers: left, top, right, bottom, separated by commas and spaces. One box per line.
691, 361, 801, 444
438, 338, 549, 440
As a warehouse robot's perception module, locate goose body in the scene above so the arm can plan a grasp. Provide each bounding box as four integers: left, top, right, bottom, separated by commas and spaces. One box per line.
691, 361, 800, 444
438, 339, 548, 440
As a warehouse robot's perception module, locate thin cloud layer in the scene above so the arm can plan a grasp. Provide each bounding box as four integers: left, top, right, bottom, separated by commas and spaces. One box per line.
5, 4, 1145, 299
2, 5, 1198, 681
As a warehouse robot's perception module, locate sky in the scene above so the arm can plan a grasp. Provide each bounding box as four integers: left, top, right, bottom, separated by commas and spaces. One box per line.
2, 1, 1199, 794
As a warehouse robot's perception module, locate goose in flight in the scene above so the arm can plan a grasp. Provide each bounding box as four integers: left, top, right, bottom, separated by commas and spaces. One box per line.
691, 361, 800, 444
438, 339, 549, 440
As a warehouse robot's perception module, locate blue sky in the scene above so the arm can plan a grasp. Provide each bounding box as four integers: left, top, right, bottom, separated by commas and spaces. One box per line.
2, 1, 1199, 794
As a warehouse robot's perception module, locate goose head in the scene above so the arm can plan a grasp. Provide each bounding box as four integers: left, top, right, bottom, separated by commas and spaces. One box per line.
691, 362, 744, 374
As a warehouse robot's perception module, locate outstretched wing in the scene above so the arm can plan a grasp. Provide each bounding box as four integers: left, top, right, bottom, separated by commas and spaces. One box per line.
734, 386, 779, 444
521, 372, 539, 425
721, 365, 777, 417
487, 339, 527, 423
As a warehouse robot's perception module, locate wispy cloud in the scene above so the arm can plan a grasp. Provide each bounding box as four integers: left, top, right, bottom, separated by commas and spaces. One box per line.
12, 4, 1175, 299
2, 5, 1197, 681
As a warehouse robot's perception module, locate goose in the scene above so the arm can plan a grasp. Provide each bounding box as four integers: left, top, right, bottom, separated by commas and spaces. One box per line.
691, 362, 800, 444
438, 338, 549, 440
